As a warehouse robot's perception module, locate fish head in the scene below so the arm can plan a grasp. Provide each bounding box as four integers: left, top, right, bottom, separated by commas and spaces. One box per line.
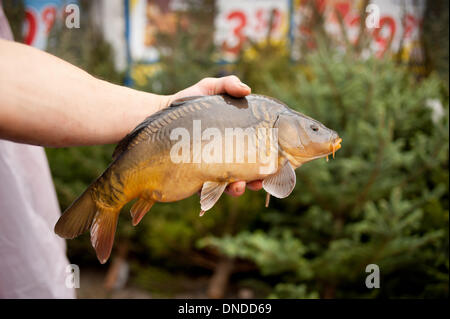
277, 111, 342, 166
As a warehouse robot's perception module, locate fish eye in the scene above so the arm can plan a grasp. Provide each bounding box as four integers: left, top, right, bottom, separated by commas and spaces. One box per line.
310, 124, 319, 132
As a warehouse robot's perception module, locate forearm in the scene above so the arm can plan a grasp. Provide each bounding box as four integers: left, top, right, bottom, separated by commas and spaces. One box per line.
0, 39, 170, 147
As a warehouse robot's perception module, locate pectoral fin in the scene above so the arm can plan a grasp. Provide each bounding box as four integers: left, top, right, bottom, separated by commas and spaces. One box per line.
262, 161, 296, 199
199, 181, 228, 216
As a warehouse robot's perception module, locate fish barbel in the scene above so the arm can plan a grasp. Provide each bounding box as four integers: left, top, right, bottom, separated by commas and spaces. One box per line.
55, 94, 342, 263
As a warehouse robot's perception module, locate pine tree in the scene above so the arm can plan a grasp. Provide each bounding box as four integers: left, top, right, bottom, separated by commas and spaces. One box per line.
200, 45, 449, 298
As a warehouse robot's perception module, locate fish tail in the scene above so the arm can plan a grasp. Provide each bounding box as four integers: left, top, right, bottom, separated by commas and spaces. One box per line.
54, 186, 120, 264
54, 187, 97, 240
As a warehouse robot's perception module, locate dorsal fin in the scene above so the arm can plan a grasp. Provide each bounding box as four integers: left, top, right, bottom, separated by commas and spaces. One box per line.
112, 120, 148, 159
170, 95, 204, 106
112, 95, 204, 159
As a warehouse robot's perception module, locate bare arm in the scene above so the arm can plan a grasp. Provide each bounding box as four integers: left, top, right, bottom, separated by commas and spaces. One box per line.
0, 39, 172, 147
0, 39, 260, 194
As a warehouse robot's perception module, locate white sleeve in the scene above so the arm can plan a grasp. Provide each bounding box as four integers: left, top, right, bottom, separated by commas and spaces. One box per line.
0, 140, 76, 299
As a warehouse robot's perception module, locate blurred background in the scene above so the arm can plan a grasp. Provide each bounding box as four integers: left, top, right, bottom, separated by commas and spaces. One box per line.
3, 0, 448, 298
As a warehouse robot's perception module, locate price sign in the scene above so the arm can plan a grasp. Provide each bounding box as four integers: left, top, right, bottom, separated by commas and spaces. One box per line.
214, 0, 290, 62
23, 0, 61, 49
293, 0, 425, 61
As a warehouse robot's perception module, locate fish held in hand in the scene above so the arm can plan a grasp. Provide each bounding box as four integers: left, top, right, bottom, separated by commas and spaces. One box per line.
54, 94, 342, 263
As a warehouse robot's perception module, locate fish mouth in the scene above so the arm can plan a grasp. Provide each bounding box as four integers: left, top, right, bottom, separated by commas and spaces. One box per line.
325, 137, 342, 161
289, 137, 343, 164
331, 137, 342, 158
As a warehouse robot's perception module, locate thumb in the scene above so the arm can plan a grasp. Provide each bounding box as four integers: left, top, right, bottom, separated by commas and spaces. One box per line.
201, 75, 251, 97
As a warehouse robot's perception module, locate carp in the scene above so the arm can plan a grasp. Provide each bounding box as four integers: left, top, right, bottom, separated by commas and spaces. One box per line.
54, 94, 342, 263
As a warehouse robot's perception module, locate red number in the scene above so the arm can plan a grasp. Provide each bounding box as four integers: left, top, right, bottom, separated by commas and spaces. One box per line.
42, 6, 57, 34
254, 8, 281, 35
334, 1, 350, 21
223, 10, 247, 55
270, 8, 281, 32
255, 8, 265, 33
23, 9, 37, 45
403, 14, 417, 39
373, 16, 396, 57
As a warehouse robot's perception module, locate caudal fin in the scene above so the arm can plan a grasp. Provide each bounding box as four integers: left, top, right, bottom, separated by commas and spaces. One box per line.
54, 188, 97, 239
54, 188, 120, 264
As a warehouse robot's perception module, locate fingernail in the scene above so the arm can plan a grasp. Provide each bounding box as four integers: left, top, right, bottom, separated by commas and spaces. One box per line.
238, 82, 251, 91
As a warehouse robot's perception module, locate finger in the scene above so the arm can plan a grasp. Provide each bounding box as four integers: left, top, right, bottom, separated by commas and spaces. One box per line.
200, 76, 251, 97
246, 180, 263, 191
221, 75, 251, 97
225, 181, 246, 197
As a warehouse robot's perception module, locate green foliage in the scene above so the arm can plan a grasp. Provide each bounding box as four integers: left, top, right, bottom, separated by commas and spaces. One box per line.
25, 1, 448, 298
269, 283, 319, 299
423, 0, 449, 87
201, 46, 449, 298
199, 231, 312, 278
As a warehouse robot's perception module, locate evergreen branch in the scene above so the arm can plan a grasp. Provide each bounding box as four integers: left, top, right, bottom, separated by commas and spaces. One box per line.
349, 115, 391, 214
318, 57, 347, 127
354, 0, 370, 55
334, 7, 352, 55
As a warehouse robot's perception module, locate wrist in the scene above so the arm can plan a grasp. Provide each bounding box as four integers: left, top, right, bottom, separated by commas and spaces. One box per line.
158, 94, 173, 110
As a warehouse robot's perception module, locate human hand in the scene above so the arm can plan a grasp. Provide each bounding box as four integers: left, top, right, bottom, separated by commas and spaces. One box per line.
168, 76, 263, 197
